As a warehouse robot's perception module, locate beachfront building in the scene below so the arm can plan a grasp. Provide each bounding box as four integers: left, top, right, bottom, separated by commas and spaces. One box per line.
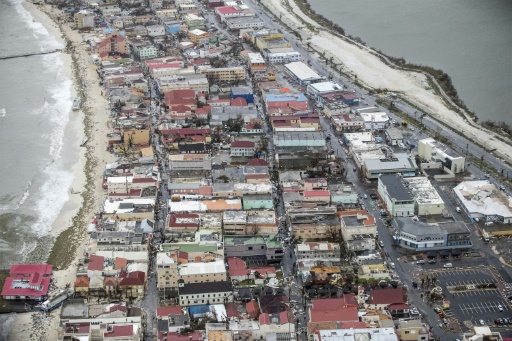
284, 61, 323, 86
74, 10, 94, 29
418, 138, 466, 174
1, 264, 52, 301
93, 31, 129, 56
250, 30, 291, 52
225, 16, 265, 30
264, 47, 302, 64
102, 198, 155, 221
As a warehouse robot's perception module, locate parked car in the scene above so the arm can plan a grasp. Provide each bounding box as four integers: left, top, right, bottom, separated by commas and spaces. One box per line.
443, 263, 453, 268
498, 304, 504, 311
479, 319, 485, 325
416, 260, 425, 265
456, 206, 461, 213
379, 241, 384, 247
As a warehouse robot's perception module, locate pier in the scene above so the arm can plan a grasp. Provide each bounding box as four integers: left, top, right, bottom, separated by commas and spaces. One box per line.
0, 49, 62, 61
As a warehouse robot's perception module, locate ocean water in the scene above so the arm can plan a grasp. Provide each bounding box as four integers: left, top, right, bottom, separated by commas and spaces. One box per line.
310, 0, 512, 123
0, 0, 77, 268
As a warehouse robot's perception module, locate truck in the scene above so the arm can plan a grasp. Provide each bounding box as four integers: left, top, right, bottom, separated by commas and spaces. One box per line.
40, 289, 74, 312
401, 120, 408, 127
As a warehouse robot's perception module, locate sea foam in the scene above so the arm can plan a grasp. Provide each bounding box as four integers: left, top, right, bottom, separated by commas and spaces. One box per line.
30, 53, 74, 236
9, 0, 63, 51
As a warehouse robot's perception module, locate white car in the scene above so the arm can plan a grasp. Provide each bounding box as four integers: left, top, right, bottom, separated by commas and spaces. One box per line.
443, 263, 453, 268
479, 319, 485, 325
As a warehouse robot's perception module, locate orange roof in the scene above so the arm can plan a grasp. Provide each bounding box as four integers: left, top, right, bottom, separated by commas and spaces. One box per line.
74, 276, 90, 288
115, 257, 127, 270
281, 87, 290, 93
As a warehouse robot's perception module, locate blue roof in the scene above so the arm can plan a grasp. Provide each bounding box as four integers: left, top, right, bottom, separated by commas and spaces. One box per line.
189, 305, 210, 315
265, 93, 307, 102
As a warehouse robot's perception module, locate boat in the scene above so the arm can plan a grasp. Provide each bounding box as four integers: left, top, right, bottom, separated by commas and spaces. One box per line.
72, 97, 81, 111
40, 289, 74, 312
80, 138, 88, 147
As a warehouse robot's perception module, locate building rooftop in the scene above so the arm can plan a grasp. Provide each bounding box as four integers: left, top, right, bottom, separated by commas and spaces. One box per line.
308, 81, 343, 93
179, 260, 226, 276
179, 281, 232, 295
403, 176, 444, 205
284, 61, 322, 81
454, 180, 512, 219
224, 235, 280, 248
379, 174, 414, 201
366, 154, 417, 172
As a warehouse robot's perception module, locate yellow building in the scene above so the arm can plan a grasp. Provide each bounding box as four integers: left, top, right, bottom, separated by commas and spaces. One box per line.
123, 128, 150, 146
207, 330, 233, 341
396, 319, 429, 341
188, 29, 209, 45
74, 10, 94, 29
201, 67, 245, 83
251, 32, 291, 51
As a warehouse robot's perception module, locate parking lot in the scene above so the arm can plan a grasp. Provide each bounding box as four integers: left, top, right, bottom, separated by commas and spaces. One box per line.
432, 268, 510, 327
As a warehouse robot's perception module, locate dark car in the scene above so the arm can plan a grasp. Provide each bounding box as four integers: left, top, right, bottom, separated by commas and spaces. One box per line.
428, 259, 437, 264
370, 193, 378, 199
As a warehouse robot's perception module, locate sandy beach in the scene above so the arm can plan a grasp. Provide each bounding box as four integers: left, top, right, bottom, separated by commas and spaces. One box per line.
7, 1, 114, 340
264, 0, 512, 163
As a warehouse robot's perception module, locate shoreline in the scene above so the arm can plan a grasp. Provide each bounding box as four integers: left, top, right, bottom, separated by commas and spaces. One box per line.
8, 1, 114, 339
262, 0, 512, 164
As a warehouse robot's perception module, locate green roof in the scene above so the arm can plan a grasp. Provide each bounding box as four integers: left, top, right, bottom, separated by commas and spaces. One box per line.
162, 243, 218, 253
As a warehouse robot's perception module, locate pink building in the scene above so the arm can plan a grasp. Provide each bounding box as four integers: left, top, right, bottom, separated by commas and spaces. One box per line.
93, 31, 129, 55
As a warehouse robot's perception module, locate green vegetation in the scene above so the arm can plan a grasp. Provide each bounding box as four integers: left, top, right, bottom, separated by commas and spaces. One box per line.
0, 270, 12, 313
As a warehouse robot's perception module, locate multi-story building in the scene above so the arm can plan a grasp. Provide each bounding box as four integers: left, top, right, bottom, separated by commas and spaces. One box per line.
339, 210, 377, 242
418, 138, 465, 174
134, 44, 159, 60
184, 13, 205, 30
225, 16, 265, 30
396, 319, 429, 341
74, 10, 94, 29
230, 141, 255, 157
265, 47, 302, 64
178, 281, 233, 306
223, 235, 283, 263
201, 67, 245, 83
295, 243, 341, 264
188, 29, 209, 45
378, 174, 416, 217
169, 154, 212, 171
93, 31, 129, 55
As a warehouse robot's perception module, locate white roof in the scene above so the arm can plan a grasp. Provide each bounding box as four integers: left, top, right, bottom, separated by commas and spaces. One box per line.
157, 252, 176, 265
169, 200, 207, 212
284, 61, 322, 81
179, 260, 226, 275
308, 81, 343, 93
107, 176, 133, 184
103, 198, 155, 214
360, 112, 390, 123
189, 29, 207, 35
248, 52, 265, 64
454, 180, 512, 219
403, 177, 444, 205
316, 327, 398, 341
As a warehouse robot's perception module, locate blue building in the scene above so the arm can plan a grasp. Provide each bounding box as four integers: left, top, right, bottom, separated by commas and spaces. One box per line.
230, 86, 254, 104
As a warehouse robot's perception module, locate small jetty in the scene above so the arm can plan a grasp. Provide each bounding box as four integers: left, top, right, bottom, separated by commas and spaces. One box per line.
80, 138, 88, 147
0, 49, 61, 61
72, 97, 82, 111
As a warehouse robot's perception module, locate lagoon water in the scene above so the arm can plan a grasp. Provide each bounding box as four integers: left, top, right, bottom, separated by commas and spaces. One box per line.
311, 0, 512, 123
0, 0, 76, 269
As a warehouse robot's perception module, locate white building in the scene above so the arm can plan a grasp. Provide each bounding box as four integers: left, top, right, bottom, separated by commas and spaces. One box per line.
313, 327, 398, 341
265, 48, 301, 64
146, 24, 166, 36
225, 16, 265, 30
284, 61, 323, 85
169, 154, 212, 171
453, 180, 512, 224
178, 281, 233, 306
230, 141, 255, 157
306, 81, 344, 100
295, 242, 340, 263
378, 174, 415, 217
418, 138, 465, 174
403, 176, 445, 216
358, 112, 390, 130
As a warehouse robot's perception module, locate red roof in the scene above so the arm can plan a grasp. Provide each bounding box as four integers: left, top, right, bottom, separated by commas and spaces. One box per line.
160, 331, 204, 341
169, 213, 200, 227
245, 174, 269, 180
231, 97, 247, 106
104, 325, 134, 338
227, 257, 246, 270
74, 276, 90, 288
303, 190, 330, 197
340, 321, 367, 329
104, 277, 117, 287
225, 302, 241, 318
148, 62, 181, 70
88, 255, 104, 271
29, 272, 42, 286
309, 306, 358, 323
231, 141, 255, 148
312, 298, 349, 310
115, 257, 127, 270
369, 288, 405, 305
9, 264, 52, 277
157, 306, 184, 317
132, 177, 156, 183
217, 6, 239, 14
387, 303, 410, 310
1, 276, 51, 298
247, 158, 268, 166
119, 271, 146, 286
246, 301, 260, 319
